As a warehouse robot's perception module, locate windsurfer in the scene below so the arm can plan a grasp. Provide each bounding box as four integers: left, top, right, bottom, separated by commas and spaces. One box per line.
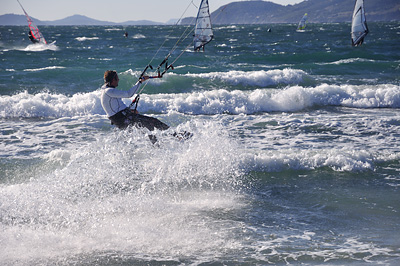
28, 30, 39, 44
101, 70, 169, 132
351, 0, 368, 46
194, 35, 208, 51
193, 0, 213, 52
195, 44, 205, 52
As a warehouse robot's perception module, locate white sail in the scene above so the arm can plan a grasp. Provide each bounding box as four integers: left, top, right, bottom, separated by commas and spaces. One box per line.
296, 13, 308, 32
17, 0, 47, 44
351, 0, 369, 46
193, 0, 213, 51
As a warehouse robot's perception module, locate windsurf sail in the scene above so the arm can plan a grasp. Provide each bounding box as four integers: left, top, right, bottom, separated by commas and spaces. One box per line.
296, 13, 308, 32
193, 0, 214, 51
351, 0, 369, 46
17, 0, 47, 44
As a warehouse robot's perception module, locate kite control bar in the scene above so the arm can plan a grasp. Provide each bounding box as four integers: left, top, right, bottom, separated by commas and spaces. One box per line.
132, 57, 174, 110
139, 64, 153, 79
155, 54, 174, 78
139, 55, 174, 81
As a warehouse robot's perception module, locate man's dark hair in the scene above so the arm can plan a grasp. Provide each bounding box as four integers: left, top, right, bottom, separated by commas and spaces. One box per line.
104, 70, 117, 85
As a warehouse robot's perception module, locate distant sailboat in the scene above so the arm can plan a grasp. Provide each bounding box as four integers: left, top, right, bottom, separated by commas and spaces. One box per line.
193, 0, 214, 51
296, 13, 308, 32
351, 0, 369, 46
17, 0, 47, 44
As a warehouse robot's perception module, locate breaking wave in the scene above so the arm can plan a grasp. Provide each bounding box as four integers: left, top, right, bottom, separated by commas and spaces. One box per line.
1, 83, 399, 118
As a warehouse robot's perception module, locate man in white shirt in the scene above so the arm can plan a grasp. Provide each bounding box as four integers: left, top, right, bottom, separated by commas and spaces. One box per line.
100, 70, 169, 131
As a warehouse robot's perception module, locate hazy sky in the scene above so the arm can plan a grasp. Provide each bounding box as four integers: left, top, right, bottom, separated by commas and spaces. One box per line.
3, 0, 303, 23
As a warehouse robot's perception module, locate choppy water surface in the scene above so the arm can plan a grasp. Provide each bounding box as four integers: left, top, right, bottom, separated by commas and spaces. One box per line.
1, 23, 400, 265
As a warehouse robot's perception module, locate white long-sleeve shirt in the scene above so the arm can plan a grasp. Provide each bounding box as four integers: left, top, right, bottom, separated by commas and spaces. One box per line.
101, 81, 141, 117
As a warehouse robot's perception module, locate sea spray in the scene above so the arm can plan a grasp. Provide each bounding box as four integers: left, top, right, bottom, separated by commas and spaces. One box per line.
0, 121, 247, 264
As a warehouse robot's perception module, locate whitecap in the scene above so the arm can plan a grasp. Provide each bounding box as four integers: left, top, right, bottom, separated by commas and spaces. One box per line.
133, 34, 146, 39
318, 58, 376, 65
22, 41, 59, 52
75, 37, 99, 41
23, 66, 66, 72
185, 68, 307, 87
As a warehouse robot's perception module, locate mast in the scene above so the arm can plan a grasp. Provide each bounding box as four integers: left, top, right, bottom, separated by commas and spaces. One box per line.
351, 0, 369, 46
193, 0, 214, 51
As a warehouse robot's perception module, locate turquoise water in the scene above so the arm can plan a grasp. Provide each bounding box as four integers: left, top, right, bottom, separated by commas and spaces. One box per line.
1, 23, 400, 265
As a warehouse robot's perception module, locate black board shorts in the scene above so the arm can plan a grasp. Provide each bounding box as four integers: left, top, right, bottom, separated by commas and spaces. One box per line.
108, 108, 169, 131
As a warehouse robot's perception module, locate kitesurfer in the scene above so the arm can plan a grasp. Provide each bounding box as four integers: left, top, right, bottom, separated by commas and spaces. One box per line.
101, 70, 192, 142
101, 70, 169, 132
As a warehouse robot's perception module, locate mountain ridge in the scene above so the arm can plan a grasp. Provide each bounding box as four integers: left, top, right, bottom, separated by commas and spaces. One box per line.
0, 14, 163, 26
203, 0, 400, 24
1, 0, 399, 26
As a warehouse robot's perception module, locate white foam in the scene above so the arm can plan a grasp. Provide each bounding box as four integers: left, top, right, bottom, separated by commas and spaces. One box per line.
22, 42, 59, 52
244, 148, 376, 172
75, 37, 99, 41
318, 58, 376, 65
2, 83, 400, 119
0, 121, 246, 263
88, 57, 112, 61
143, 83, 400, 115
23, 66, 66, 72
1, 119, 397, 264
0, 90, 104, 118
251, 234, 395, 264
133, 34, 146, 39
215, 25, 238, 30
185, 68, 306, 87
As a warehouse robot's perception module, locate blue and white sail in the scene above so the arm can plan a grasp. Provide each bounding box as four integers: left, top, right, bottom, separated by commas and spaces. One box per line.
296, 13, 308, 32
351, 0, 369, 46
193, 0, 214, 51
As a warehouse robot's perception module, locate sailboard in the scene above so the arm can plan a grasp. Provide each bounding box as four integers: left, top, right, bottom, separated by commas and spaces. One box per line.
17, 0, 47, 44
296, 13, 308, 32
193, 0, 214, 51
351, 0, 369, 46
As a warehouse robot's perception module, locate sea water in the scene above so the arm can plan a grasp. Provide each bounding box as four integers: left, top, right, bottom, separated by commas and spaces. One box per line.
0, 23, 399, 265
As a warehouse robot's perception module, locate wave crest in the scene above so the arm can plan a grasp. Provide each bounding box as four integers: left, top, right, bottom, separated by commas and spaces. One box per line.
186, 68, 306, 87
1, 83, 400, 118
